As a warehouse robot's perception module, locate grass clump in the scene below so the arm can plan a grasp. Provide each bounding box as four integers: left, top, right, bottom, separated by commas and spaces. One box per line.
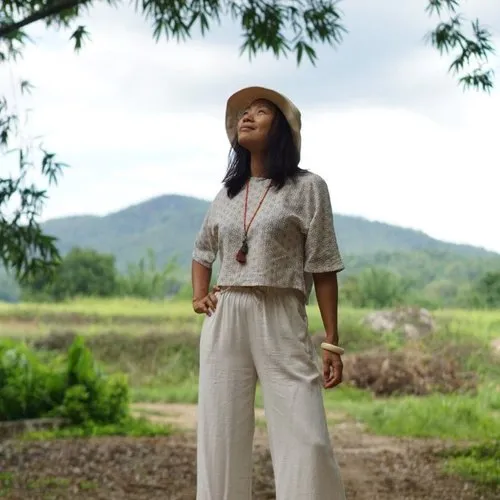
347, 386, 500, 441
440, 441, 500, 487
0, 472, 14, 497
22, 416, 172, 440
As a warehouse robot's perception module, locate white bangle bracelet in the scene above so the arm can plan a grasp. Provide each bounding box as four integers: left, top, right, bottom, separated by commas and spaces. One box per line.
320, 342, 345, 355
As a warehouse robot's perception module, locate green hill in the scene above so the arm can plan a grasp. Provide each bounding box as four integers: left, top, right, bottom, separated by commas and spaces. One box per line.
42, 195, 209, 269
41, 193, 496, 268
1, 193, 499, 303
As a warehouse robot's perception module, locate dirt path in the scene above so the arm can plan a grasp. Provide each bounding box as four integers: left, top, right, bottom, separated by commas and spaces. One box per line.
131, 403, 495, 500
0, 403, 496, 499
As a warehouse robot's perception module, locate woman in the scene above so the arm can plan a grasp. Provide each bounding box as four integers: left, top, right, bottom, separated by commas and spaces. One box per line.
192, 86, 346, 500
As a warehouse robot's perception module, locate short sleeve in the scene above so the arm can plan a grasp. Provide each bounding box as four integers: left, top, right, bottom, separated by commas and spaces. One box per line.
192, 202, 218, 268
304, 177, 344, 274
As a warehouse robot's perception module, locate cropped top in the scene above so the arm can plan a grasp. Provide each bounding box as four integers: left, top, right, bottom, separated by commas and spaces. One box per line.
192, 172, 344, 302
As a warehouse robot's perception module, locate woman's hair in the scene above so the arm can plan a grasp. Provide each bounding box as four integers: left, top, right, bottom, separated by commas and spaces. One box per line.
222, 105, 306, 198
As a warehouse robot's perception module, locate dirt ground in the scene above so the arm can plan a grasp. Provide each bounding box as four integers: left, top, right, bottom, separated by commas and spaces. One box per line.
0, 403, 497, 500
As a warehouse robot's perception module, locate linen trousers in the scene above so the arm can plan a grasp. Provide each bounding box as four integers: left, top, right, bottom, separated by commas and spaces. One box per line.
196, 286, 346, 500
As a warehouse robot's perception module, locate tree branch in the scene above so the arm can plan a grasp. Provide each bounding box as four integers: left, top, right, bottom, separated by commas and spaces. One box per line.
0, 0, 88, 39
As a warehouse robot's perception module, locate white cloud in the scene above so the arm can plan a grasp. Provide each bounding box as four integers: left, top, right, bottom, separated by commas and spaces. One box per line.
1, 0, 499, 253
302, 102, 499, 251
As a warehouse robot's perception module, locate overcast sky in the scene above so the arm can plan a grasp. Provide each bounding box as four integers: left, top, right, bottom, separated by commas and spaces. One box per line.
2, 0, 499, 252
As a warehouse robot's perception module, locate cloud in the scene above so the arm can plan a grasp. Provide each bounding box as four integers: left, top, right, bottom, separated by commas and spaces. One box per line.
1, 0, 499, 253
302, 103, 499, 251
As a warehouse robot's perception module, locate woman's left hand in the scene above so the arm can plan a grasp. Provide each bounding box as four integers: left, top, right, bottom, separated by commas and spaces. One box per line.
322, 351, 343, 389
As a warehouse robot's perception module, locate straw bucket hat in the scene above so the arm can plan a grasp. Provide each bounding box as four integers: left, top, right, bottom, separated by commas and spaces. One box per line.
225, 86, 302, 157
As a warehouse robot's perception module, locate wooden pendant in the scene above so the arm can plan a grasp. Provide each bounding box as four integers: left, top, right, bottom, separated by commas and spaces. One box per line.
236, 238, 248, 264
236, 249, 246, 264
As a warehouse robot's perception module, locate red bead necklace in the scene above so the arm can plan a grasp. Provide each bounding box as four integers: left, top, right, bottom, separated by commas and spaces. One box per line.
236, 179, 272, 264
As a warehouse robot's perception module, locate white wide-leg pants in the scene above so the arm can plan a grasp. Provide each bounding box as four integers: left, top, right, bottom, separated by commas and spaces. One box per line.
196, 287, 346, 500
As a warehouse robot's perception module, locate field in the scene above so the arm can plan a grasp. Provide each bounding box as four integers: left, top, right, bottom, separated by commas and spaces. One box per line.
0, 298, 499, 499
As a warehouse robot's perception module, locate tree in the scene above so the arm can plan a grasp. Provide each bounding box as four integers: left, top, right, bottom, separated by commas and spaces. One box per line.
0, 0, 495, 280
119, 249, 181, 299
342, 267, 412, 308
22, 246, 119, 301
468, 271, 500, 308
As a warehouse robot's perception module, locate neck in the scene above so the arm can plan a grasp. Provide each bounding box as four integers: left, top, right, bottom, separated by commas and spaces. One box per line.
250, 153, 267, 178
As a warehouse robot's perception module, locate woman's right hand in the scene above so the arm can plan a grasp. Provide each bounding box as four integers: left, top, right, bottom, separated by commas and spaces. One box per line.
192, 286, 221, 316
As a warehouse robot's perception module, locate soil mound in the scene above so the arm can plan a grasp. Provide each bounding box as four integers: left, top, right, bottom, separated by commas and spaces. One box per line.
342, 347, 476, 396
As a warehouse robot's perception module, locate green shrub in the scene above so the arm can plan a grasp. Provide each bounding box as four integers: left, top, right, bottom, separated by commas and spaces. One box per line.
61, 385, 91, 424
0, 340, 66, 420
61, 337, 129, 424
0, 336, 129, 426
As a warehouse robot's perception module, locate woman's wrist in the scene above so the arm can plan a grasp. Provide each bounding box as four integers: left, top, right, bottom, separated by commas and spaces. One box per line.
320, 342, 344, 355
324, 332, 339, 345
192, 289, 209, 301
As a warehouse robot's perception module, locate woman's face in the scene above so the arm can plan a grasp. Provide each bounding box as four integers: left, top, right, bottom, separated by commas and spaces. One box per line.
237, 99, 276, 151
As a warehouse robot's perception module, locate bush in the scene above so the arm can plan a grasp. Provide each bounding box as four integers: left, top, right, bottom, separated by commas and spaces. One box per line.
0, 340, 67, 420
0, 336, 129, 426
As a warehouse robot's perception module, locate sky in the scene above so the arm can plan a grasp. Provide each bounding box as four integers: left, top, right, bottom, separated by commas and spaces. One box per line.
1, 0, 500, 252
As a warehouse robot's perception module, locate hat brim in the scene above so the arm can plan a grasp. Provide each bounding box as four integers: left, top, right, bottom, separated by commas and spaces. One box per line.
225, 86, 301, 156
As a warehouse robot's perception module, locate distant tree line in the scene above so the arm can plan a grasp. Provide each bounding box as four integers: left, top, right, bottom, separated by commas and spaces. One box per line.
335, 268, 500, 310
0, 247, 499, 310
20, 247, 184, 302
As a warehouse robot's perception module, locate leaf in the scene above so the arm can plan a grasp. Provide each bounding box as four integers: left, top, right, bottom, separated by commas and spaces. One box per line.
426, 8, 494, 91
20, 79, 34, 95
70, 25, 91, 52
426, 0, 460, 16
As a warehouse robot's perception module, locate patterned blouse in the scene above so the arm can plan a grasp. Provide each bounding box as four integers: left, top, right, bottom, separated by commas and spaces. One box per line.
192, 172, 344, 301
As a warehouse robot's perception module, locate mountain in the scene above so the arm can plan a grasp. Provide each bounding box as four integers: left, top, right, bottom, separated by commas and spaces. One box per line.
41, 193, 496, 270
1, 193, 498, 303
43, 195, 209, 270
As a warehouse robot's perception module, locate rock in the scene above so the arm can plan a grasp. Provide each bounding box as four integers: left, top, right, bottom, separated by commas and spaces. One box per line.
363, 307, 435, 340
491, 338, 500, 357
403, 324, 421, 340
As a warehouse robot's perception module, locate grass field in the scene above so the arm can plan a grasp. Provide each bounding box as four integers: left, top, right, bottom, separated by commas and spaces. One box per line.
0, 297, 499, 487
